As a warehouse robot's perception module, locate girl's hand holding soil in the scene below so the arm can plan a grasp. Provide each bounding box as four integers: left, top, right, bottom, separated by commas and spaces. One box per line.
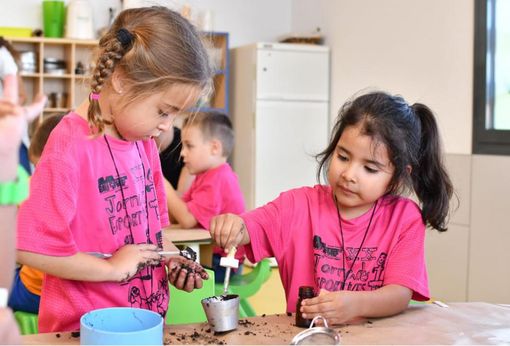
107, 244, 162, 282
167, 256, 209, 292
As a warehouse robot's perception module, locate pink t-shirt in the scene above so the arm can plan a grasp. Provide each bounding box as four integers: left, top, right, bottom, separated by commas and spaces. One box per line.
243, 185, 429, 312
182, 163, 245, 260
17, 113, 170, 332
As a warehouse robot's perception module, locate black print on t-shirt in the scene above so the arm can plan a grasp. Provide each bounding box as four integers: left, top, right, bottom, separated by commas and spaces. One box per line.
98, 174, 128, 193
96, 162, 167, 313
98, 168, 159, 237
313, 235, 387, 292
313, 235, 342, 258
127, 277, 167, 315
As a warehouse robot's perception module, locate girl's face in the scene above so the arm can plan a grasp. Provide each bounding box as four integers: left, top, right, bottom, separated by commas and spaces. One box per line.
328, 124, 394, 219
180, 125, 217, 175
109, 83, 201, 142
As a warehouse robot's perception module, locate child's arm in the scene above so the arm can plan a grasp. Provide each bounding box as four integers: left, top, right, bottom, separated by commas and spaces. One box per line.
209, 213, 251, 252
176, 166, 194, 197
164, 179, 198, 228
17, 243, 162, 282
300, 284, 412, 324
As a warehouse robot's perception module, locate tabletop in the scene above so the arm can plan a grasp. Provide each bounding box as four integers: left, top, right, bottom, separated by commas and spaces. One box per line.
163, 226, 212, 244
21, 302, 510, 345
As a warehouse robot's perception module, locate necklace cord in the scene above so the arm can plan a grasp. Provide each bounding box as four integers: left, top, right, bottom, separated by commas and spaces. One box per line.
334, 194, 378, 290
104, 136, 152, 301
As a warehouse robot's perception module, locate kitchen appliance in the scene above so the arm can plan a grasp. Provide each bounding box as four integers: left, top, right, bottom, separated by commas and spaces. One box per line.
231, 43, 330, 208
65, 0, 94, 39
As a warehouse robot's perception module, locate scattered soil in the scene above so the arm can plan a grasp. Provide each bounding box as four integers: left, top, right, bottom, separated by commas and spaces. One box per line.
163, 318, 297, 345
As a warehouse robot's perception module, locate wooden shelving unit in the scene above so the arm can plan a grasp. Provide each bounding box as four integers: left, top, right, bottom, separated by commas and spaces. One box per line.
6, 37, 98, 114
8, 33, 229, 117
201, 32, 229, 115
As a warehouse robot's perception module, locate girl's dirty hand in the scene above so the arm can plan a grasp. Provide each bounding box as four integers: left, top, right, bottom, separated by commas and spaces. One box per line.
167, 257, 209, 292
209, 213, 250, 252
108, 243, 162, 282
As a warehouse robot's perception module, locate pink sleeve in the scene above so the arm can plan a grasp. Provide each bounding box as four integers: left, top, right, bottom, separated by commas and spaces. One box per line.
383, 212, 430, 301
17, 155, 79, 255
185, 181, 220, 229
241, 192, 292, 264
148, 140, 169, 228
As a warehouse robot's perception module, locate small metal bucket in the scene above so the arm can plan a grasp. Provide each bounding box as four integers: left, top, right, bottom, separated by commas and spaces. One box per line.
290, 316, 341, 345
201, 294, 240, 332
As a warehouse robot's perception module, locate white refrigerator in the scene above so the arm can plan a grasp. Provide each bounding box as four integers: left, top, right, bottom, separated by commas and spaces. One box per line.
231, 43, 330, 209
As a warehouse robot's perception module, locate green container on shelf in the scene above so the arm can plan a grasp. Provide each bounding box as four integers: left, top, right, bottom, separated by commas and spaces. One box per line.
42, 0, 65, 38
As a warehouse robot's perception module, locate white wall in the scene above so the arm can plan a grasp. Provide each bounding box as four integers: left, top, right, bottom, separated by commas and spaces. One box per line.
290, 0, 473, 155
1, 0, 292, 48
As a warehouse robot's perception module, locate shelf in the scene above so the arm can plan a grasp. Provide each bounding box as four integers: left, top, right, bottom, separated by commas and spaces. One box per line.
8, 36, 98, 45
19, 72, 40, 78
202, 32, 229, 115
44, 107, 68, 112
9, 34, 228, 116
43, 73, 73, 79
7, 36, 98, 113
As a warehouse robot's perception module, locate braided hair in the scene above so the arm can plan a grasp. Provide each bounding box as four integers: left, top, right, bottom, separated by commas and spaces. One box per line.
88, 6, 213, 135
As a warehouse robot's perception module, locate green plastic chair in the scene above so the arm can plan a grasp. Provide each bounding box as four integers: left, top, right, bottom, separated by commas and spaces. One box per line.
166, 268, 215, 325
214, 258, 272, 317
14, 310, 39, 335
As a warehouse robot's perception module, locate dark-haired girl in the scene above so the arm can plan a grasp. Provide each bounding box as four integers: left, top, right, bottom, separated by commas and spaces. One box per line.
210, 91, 453, 324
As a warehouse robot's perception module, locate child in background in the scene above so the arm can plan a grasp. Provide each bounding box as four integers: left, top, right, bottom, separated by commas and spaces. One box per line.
164, 112, 246, 283
210, 91, 454, 324
8, 113, 64, 314
1, 37, 48, 174
0, 99, 26, 345
16, 7, 212, 332
0, 37, 19, 103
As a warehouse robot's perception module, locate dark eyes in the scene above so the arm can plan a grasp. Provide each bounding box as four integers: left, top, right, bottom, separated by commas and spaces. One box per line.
337, 154, 348, 161
337, 154, 379, 173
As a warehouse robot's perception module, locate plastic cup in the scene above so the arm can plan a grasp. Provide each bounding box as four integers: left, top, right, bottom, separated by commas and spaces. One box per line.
42, 0, 65, 38
80, 307, 163, 345
201, 294, 240, 332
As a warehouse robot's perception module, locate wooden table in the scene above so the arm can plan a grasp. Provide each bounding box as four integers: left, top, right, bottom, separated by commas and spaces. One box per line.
163, 226, 212, 265
21, 302, 510, 344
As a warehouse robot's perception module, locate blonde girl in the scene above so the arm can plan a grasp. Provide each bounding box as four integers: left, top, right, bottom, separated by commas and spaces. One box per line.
16, 7, 213, 332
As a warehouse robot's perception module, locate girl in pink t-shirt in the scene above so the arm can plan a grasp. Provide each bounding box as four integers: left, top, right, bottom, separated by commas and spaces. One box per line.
210, 91, 454, 325
16, 7, 212, 332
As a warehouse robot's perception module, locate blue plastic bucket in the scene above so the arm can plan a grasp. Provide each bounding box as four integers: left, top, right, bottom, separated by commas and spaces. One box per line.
80, 307, 163, 345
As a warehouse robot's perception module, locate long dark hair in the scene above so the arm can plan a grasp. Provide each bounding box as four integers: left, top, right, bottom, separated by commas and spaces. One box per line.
317, 91, 454, 232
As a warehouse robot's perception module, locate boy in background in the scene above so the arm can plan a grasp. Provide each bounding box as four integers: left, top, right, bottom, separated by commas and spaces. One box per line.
164, 112, 245, 282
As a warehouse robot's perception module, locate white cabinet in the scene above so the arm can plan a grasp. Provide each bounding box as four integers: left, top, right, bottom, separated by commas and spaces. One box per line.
231, 43, 330, 209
